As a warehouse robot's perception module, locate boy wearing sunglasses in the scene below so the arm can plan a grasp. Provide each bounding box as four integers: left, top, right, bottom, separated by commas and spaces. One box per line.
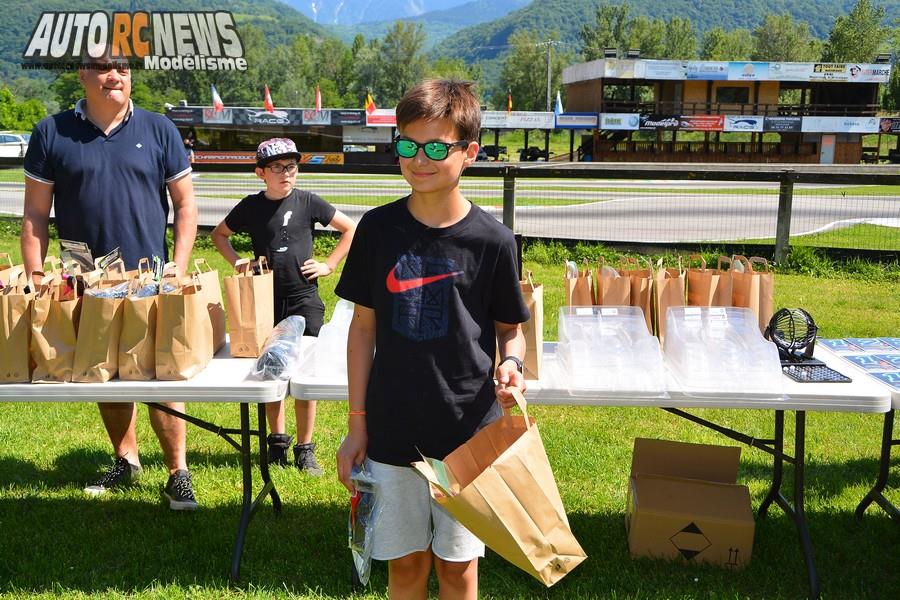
212, 138, 356, 473
335, 80, 529, 599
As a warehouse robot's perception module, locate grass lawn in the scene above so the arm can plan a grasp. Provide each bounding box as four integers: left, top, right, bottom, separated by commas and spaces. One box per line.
739, 224, 900, 252
1, 220, 899, 599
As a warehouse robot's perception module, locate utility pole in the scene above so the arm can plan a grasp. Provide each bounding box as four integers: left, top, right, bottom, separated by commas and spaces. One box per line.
546, 39, 552, 112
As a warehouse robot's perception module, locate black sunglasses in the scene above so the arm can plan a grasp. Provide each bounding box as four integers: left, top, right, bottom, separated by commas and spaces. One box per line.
394, 137, 470, 161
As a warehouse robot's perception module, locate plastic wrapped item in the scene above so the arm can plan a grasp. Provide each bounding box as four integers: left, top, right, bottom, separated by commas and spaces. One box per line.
131, 281, 177, 298
664, 306, 782, 398
556, 306, 666, 397
349, 464, 381, 587
85, 281, 130, 299
251, 315, 307, 381
314, 299, 354, 378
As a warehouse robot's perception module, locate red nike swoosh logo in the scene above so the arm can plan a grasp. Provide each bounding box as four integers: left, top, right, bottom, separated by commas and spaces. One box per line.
386, 265, 463, 293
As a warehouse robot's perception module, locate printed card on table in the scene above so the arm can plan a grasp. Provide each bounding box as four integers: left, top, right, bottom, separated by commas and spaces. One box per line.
881, 338, 900, 351
844, 355, 889, 372
871, 371, 900, 392
872, 354, 900, 369
818, 338, 862, 353
845, 338, 896, 352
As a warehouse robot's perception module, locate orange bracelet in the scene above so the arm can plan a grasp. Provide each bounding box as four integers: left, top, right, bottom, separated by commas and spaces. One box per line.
349, 410, 367, 416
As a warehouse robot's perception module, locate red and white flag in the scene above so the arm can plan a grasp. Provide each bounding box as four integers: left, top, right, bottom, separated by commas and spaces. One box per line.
211, 84, 224, 113
263, 85, 275, 112
315, 85, 322, 113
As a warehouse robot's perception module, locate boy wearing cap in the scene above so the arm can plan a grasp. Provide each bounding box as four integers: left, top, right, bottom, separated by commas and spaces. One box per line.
335, 80, 528, 598
212, 138, 355, 473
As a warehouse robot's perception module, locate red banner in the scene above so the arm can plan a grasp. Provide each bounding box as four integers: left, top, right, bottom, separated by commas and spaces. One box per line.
679, 115, 725, 131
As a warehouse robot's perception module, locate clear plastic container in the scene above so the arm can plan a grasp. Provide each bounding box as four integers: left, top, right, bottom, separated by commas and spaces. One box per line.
313, 299, 354, 378
557, 306, 666, 397
664, 306, 782, 397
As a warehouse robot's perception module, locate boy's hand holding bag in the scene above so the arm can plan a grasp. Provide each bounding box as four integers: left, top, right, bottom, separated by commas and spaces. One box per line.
224, 257, 274, 358
411, 387, 587, 587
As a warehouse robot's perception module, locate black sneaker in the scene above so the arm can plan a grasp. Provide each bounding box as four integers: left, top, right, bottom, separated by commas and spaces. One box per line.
163, 469, 199, 511
293, 442, 324, 476
267, 433, 293, 467
84, 456, 142, 496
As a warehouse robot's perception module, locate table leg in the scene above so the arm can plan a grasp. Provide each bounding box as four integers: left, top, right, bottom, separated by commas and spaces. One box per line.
855, 409, 899, 520
759, 410, 785, 517
230, 403, 254, 582
257, 403, 282, 515
789, 412, 819, 600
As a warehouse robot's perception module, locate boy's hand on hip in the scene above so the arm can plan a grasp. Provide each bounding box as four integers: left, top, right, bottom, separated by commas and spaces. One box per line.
336, 429, 368, 493
301, 259, 332, 281
495, 364, 526, 408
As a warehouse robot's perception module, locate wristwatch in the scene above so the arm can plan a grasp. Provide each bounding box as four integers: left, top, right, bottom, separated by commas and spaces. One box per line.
500, 355, 524, 374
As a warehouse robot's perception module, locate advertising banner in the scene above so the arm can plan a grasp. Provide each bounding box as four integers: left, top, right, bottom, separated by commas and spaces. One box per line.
601, 113, 640, 130
555, 113, 599, 129
643, 60, 686, 80
810, 63, 849, 81
802, 116, 879, 133
848, 64, 892, 83
165, 107, 202, 125
342, 126, 392, 144
686, 61, 728, 80
679, 115, 725, 131
300, 153, 344, 165
366, 108, 397, 127
482, 111, 555, 129
202, 108, 234, 124
331, 110, 366, 126
640, 114, 680, 130
232, 109, 296, 126
724, 115, 764, 132
763, 116, 802, 132
728, 62, 769, 81
605, 59, 637, 78
880, 118, 900, 133
768, 62, 814, 81
302, 110, 332, 126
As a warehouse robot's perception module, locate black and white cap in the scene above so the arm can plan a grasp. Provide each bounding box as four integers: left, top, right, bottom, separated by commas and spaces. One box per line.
256, 138, 301, 167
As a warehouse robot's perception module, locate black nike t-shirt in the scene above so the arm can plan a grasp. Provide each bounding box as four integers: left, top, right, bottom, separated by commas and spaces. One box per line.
224, 189, 336, 298
335, 197, 530, 466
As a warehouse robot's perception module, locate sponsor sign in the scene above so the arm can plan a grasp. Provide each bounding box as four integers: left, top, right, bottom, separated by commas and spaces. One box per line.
880, 118, 900, 133
727, 62, 769, 81
22, 11, 247, 71
555, 113, 599, 129
764, 116, 802, 132
724, 115, 764, 132
481, 111, 556, 129
768, 62, 814, 81
331, 110, 366, 126
202, 108, 233, 124
302, 110, 331, 126
642, 60, 685, 79
165, 107, 201, 124
234, 109, 292, 126
300, 153, 343, 165
848, 64, 892, 83
686, 61, 728, 80
366, 108, 396, 127
193, 150, 255, 163
679, 115, 724, 131
601, 113, 640, 130
802, 116, 879, 133
810, 63, 848, 81
640, 114, 680, 130
342, 125, 392, 144
604, 59, 637, 78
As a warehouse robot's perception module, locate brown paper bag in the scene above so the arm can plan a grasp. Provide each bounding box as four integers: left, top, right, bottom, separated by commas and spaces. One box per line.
621, 257, 653, 333
119, 277, 158, 381
0, 252, 15, 282
520, 272, 543, 379
653, 259, 685, 342
686, 255, 733, 307
193, 258, 226, 353
223, 257, 274, 357
594, 258, 631, 306
1, 267, 33, 383
155, 276, 214, 380
751, 257, 775, 333
71, 279, 125, 383
31, 271, 82, 383
412, 388, 587, 587
564, 260, 593, 306
732, 256, 774, 333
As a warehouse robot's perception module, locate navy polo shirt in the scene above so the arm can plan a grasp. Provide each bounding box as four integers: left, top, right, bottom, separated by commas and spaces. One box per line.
24, 100, 191, 269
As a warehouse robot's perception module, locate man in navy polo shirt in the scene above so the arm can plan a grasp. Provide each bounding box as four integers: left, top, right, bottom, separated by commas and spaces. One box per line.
21, 57, 200, 510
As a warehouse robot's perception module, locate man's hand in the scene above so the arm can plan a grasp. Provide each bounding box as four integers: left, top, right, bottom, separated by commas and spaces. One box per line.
495, 360, 526, 408
301, 259, 333, 281
336, 428, 368, 493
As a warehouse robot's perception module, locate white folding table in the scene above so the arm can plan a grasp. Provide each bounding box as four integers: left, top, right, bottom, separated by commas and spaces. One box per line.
291, 341, 891, 600
0, 344, 287, 582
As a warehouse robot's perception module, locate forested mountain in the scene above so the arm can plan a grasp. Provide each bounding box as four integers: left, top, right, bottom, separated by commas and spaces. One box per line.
0, 0, 325, 82
439, 0, 899, 62
282, 0, 475, 25
328, 0, 530, 48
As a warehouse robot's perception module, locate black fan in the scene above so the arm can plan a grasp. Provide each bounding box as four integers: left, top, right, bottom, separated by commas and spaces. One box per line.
765, 308, 851, 383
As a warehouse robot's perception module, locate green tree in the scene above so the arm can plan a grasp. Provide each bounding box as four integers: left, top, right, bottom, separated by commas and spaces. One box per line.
752, 13, 822, 61
427, 58, 482, 82
498, 30, 570, 112
582, 3, 630, 60
351, 37, 382, 109
822, 0, 892, 63
50, 72, 82, 111
624, 17, 665, 59
0, 87, 45, 130
664, 17, 697, 59
700, 27, 754, 60
376, 21, 429, 106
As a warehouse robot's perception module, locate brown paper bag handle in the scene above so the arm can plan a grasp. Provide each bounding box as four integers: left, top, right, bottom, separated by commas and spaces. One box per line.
501, 386, 530, 430
523, 270, 536, 291
63, 259, 82, 275
234, 258, 251, 275
136, 257, 153, 276
43, 255, 63, 273
3, 266, 26, 292
749, 257, 769, 273
0, 252, 12, 269
688, 254, 707, 270
717, 255, 732, 271
732, 255, 752, 273
194, 257, 215, 274
104, 259, 127, 279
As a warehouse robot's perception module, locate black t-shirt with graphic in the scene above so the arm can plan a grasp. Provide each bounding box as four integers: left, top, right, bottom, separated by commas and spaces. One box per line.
224, 189, 336, 298
335, 197, 530, 466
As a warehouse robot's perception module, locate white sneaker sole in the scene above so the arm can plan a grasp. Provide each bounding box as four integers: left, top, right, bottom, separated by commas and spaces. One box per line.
164, 491, 199, 511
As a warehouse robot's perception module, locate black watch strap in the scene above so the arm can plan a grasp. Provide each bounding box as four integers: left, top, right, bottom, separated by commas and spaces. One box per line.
501, 355, 524, 373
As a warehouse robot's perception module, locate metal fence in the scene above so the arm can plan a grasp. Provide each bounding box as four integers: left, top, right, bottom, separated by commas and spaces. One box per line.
2, 160, 898, 260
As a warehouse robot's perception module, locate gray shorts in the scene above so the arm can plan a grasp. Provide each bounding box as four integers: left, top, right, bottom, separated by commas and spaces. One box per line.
366, 458, 485, 563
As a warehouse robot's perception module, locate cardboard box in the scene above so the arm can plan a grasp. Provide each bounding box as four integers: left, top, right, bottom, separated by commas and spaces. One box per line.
625, 438, 755, 568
